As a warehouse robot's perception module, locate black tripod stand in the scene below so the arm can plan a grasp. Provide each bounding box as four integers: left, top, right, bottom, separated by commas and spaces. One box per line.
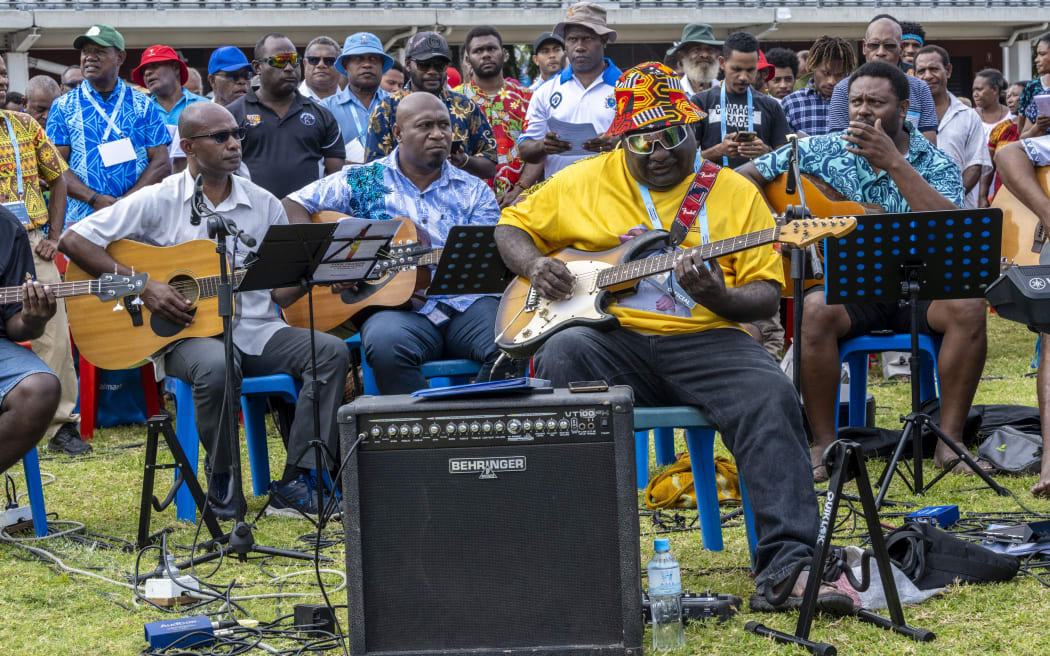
823, 209, 1009, 508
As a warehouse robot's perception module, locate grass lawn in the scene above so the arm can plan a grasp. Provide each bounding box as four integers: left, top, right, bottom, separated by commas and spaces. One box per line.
2, 313, 1048, 655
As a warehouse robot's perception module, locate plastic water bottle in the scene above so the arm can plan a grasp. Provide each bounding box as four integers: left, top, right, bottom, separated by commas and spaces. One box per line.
647, 538, 685, 651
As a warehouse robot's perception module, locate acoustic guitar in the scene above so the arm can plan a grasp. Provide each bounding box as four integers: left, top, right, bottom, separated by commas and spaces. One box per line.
0, 272, 148, 308
65, 239, 246, 370
281, 212, 442, 332
494, 218, 857, 358
992, 166, 1050, 266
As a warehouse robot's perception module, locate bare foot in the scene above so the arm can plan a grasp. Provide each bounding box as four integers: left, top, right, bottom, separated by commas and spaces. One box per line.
1033, 476, 1050, 498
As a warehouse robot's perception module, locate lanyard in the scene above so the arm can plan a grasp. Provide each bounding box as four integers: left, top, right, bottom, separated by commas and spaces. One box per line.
3, 114, 24, 199
81, 80, 128, 141
635, 157, 710, 245
719, 85, 753, 167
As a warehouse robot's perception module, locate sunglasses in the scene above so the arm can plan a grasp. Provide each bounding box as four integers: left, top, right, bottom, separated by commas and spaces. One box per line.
414, 59, 449, 72
306, 56, 337, 67
186, 127, 248, 144
624, 125, 690, 155
863, 41, 899, 52
217, 70, 252, 82
260, 53, 299, 68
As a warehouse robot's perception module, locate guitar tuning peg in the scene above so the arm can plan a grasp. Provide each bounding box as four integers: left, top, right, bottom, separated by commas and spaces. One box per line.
113, 300, 124, 311
131, 296, 144, 305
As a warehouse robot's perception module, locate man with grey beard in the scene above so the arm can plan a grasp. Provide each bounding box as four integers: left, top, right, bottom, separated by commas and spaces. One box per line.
669, 23, 722, 96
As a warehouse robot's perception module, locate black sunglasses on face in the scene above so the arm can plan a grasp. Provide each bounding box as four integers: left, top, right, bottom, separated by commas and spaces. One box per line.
414, 59, 449, 72
217, 70, 252, 82
186, 127, 248, 144
306, 56, 337, 67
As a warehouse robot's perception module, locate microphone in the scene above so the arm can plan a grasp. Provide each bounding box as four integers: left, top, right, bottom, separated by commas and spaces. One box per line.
190, 174, 204, 226
784, 134, 798, 196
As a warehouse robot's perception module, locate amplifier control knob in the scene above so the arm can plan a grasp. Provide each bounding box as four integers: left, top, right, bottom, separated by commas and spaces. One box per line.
508, 419, 521, 433
482, 421, 492, 432
494, 421, 505, 432
523, 420, 532, 431
458, 422, 469, 434
412, 424, 423, 436
470, 422, 480, 433
400, 424, 410, 436
429, 423, 440, 436
547, 419, 557, 430
559, 419, 569, 430
370, 426, 382, 437
446, 422, 456, 434
387, 425, 398, 437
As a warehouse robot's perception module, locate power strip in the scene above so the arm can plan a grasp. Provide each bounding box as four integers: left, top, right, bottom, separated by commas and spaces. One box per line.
2, 505, 32, 528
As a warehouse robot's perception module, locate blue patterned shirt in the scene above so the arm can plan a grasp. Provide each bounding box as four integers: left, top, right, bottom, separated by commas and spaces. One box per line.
46, 79, 171, 225
780, 84, 832, 136
364, 88, 497, 164
827, 74, 939, 135
752, 122, 963, 211
286, 149, 501, 321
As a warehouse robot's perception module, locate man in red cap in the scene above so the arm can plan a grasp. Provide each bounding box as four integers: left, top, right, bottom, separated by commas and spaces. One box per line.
133, 45, 207, 127
497, 61, 852, 616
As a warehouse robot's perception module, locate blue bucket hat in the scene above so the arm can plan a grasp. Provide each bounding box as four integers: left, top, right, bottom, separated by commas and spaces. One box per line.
208, 46, 251, 75
336, 32, 394, 76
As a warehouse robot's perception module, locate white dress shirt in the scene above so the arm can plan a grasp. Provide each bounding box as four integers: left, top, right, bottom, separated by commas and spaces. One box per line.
936, 93, 991, 208
68, 170, 289, 355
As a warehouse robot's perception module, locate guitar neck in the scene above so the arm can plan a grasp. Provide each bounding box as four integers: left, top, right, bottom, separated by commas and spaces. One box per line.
415, 247, 443, 267
596, 227, 780, 289
0, 279, 104, 304
193, 269, 248, 300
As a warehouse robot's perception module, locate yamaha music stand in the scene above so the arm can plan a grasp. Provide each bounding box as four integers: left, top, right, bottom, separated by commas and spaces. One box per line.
428, 226, 511, 296
824, 209, 1009, 507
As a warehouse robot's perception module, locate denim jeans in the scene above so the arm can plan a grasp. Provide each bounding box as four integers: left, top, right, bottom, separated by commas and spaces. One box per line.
535, 326, 817, 588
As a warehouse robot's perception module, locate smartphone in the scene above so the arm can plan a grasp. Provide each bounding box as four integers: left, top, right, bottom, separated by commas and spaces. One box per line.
568, 380, 610, 393
734, 131, 758, 142
451, 139, 464, 154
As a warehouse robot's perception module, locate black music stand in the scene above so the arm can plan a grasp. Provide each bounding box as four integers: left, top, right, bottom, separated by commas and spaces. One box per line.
427, 226, 511, 296
824, 209, 1009, 506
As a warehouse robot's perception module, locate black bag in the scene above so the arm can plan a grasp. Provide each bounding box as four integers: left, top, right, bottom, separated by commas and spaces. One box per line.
977, 426, 1043, 474
885, 523, 1019, 590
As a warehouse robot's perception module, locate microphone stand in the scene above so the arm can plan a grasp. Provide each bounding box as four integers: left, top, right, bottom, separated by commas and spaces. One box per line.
784, 135, 812, 393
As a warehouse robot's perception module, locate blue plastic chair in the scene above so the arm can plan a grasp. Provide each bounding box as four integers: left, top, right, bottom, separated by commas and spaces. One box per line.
634, 406, 757, 564
344, 334, 481, 395
170, 374, 300, 522
837, 334, 940, 430
19, 447, 48, 537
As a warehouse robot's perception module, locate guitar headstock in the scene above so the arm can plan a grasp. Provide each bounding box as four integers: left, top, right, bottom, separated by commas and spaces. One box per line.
374, 242, 432, 274
94, 272, 149, 301
778, 217, 857, 248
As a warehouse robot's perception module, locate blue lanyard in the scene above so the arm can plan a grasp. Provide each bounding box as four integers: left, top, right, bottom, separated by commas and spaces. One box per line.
719, 85, 753, 167
3, 114, 23, 199
347, 96, 369, 139
634, 157, 709, 245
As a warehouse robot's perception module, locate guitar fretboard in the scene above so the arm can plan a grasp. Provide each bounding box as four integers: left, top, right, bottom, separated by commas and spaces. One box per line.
0, 279, 103, 304
183, 269, 248, 301
595, 227, 780, 289
415, 248, 443, 267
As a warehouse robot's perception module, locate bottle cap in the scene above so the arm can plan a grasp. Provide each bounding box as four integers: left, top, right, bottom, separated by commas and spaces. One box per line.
653, 538, 670, 552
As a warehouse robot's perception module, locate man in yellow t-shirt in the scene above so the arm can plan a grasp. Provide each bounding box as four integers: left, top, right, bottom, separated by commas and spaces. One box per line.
497, 62, 851, 614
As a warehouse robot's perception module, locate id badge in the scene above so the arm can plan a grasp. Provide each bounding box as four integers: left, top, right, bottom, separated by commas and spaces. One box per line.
98, 137, 136, 167
906, 109, 921, 128
2, 200, 33, 228
345, 138, 366, 164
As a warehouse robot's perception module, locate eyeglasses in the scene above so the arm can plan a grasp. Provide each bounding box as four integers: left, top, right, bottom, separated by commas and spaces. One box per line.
186, 127, 247, 144
306, 56, 337, 67
413, 59, 449, 72
216, 70, 251, 82
863, 41, 899, 53
624, 125, 690, 155
260, 53, 299, 68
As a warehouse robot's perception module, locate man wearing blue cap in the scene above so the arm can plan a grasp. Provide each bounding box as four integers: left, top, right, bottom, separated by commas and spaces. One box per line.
320, 32, 392, 163
208, 46, 252, 107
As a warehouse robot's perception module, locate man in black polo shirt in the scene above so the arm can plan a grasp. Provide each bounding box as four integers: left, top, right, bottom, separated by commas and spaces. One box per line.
227, 32, 345, 199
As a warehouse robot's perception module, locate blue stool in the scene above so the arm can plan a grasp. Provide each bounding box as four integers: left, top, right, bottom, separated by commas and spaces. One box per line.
344, 335, 481, 394
170, 374, 299, 523
19, 447, 48, 537
837, 334, 940, 430
634, 406, 757, 564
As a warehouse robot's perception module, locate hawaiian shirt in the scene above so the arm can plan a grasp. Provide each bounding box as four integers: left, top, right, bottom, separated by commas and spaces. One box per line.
752, 121, 964, 211
363, 87, 497, 165
285, 148, 500, 323
780, 83, 832, 136
1020, 78, 1050, 134
453, 78, 531, 196
0, 111, 68, 229
46, 78, 171, 226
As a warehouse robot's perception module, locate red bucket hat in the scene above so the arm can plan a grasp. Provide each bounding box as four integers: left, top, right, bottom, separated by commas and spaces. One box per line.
757, 50, 775, 83
132, 45, 189, 87
606, 61, 706, 137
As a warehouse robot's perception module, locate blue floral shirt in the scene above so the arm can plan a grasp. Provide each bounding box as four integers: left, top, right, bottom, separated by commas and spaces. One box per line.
752, 122, 964, 211
46, 79, 171, 225
286, 149, 501, 321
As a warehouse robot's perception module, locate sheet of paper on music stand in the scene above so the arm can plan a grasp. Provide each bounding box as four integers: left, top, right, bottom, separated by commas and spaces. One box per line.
1036, 94, 1050, 116
547, 118, 600, 156
312, 217, 401, 283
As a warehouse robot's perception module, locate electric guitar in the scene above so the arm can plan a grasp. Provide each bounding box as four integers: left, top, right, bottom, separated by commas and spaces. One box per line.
494, 218, 857, 358
992, 166, 1050, 266
65, 239, 246, 370
0, 272, 148, 307
281, 212, 442, 332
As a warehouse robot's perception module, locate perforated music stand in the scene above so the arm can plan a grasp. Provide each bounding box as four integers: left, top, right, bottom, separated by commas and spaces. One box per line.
825, 208, 1009, 506
428, 226, 511, 296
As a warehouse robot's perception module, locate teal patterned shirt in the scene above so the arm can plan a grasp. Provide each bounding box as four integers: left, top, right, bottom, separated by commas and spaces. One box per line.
752, 122, 964, 211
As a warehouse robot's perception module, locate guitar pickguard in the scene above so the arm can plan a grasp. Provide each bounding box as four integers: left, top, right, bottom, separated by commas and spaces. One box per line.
510, 260, 614, 346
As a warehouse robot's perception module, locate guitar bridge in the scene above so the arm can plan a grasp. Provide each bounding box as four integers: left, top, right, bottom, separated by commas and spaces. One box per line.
524, 286, 539, 312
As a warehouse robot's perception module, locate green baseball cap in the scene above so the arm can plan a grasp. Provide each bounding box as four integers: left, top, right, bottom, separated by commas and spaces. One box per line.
73, 24, 126, 51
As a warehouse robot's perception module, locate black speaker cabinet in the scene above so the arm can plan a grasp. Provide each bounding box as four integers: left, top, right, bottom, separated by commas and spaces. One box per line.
338, 386, 641, 656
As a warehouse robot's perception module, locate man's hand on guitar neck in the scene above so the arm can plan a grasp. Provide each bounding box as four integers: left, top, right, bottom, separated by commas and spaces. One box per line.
140, 280, 194, 327
527, 257, 575, 300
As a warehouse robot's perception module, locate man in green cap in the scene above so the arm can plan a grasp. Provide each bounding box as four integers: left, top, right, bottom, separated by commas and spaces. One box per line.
670, 23, 723, 96
46, 24, 171, 228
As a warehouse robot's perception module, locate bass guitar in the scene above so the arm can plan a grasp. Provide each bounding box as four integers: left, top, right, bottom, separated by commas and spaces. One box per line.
494, 218, 856, 358
281, 212, 442, 332
992, 166, 1050, 266
65, 239, 245, 370
0, 271, 148, 307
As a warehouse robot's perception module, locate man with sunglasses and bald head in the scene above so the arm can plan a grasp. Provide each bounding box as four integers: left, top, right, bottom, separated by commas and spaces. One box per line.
59, 102, 350, 520
496, 62, 851, 616
226, 32, 345, 200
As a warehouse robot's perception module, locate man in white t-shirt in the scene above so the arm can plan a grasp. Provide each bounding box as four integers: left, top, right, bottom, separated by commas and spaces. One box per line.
518, 2, 621, 178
